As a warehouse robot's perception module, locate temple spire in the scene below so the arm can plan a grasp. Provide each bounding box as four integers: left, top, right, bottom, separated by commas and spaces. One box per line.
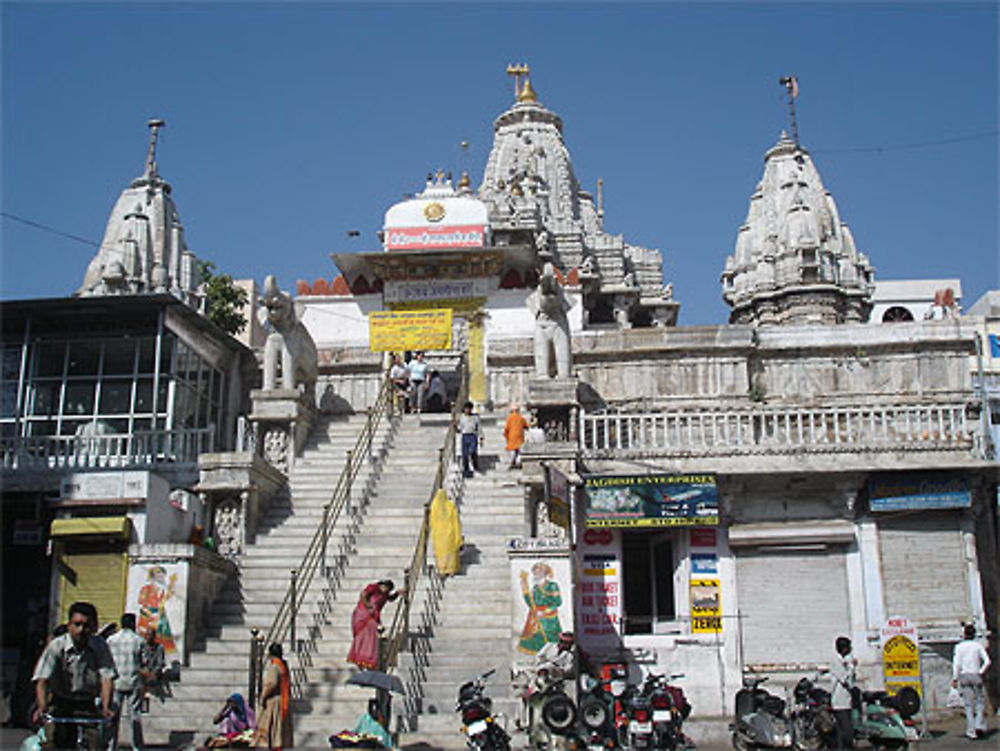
144, 119, 165, 181
505, 63, 530, 101
779, 76, 800, 147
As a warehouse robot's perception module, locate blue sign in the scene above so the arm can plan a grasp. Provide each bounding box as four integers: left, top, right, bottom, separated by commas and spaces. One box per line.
583, 473, 719, 527
989, 334, 1000, 359
691, 553, 718, 575
869, 475, 971, 512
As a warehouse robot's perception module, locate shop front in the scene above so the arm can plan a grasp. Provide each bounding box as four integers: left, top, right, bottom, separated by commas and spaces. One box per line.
577, 473, 741, 715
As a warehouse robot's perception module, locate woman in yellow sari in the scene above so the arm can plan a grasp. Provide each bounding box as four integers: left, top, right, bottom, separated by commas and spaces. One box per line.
430, 489, 462, 577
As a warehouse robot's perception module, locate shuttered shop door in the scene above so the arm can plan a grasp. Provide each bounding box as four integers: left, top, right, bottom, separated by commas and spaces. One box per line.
736, 547, 850, 667
878, 513, 968, 623
57, 548, 127, 629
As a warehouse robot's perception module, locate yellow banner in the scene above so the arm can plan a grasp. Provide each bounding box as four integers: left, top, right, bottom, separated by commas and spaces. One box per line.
883, 634, 921, 680
690, 578, 722, 633
369, 309, 453, 352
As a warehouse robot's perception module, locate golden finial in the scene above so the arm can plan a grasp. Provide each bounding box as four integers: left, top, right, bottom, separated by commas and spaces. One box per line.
458, 171, 471, 189
511, 180, 523, 197
506, 63, 530, 100
517, 78, 538, 103
436, 168, 445, 183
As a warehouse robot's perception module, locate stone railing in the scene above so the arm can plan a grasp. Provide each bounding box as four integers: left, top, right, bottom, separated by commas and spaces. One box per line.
580, 403, 978, 457
0, 427, 215, 472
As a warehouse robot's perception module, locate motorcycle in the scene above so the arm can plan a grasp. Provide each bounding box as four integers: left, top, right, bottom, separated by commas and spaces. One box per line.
457, 668, 512, 751
577, 672, 619, 751
790, 676, 918, 751
622, 685, 655, 749
641, 672, 692, 750
515, 667, 578, 750
731, 676, 793, 751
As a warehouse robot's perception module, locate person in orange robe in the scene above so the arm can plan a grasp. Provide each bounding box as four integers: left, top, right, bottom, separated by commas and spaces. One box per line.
503, 404, 530, 469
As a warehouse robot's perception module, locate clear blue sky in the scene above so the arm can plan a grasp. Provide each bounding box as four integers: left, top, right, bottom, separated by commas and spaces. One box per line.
2, 2, 997, 325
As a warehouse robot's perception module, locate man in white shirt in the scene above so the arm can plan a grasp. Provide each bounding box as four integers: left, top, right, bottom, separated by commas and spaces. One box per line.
952, 624, 991, 739
829, 636, 856, 751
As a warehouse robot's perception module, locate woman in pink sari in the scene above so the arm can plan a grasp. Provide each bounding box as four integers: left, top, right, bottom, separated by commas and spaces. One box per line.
347, 579, 402, 670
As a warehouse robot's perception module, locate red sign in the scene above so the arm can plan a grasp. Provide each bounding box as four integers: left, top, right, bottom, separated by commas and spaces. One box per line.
690, 528, 717, 548
385, 224, 486, 250
584, 529, 614, 546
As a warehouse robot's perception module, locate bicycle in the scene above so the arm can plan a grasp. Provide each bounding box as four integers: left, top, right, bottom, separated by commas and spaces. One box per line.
41, 712, 112, 751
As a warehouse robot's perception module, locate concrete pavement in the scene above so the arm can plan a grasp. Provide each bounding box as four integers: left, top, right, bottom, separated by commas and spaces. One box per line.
2, 710, 994, 750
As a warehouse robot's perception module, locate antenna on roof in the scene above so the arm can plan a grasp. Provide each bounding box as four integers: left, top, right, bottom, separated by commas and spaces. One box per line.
778, 77, 800, 147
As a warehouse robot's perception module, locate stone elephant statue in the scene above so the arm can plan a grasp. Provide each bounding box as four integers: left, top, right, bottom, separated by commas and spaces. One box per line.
260, 275, 318, 401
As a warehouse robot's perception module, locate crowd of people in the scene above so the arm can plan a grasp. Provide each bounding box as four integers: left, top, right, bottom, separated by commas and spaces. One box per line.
388, 352, 448, 415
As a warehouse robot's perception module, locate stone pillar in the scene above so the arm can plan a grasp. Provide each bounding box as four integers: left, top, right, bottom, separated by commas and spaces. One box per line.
249, 388, 317, 476
197, 451, 285, 559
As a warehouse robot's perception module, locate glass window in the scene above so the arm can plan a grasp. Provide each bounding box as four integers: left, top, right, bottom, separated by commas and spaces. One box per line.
137, 338, 156, 374
35, 342, 67, 377
67, 341, 101, 376
134, 379, 154, 413
27, 420, 56, 437
2, 383, 17, 418
159, 335, 174, 374
64, 381, 96, 417
29, 381, 61, 416
2, 347, 21, 381
156, 380, 169, 414
102, 339, 137, 375
99, 379, 133, 414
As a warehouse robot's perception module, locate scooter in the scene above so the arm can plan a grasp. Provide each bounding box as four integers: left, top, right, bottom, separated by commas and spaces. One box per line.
522, 668, 578, 750
854, 690, 912, 751
457, 668, 512, 751
732, 676, 793, 751
577, 673, 619, 751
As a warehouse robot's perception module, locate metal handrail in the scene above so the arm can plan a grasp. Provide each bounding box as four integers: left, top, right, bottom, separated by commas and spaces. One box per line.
380, 354, 469, 670
250, 375, 393, 700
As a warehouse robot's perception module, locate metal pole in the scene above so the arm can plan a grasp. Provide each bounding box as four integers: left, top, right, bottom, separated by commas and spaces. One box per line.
248, 628, 259, 707
290, 569, 298, 654
321, 503, 330, 577
345, 449, 354, 507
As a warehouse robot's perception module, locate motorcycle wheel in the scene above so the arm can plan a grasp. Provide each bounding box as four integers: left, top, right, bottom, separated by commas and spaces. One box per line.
872, 742, 908, 751
542, 694, 578, 734
490, 726, 512, 751
733, 731, 754, 751
531, 722, 554, 751
792, 716, 824, 751
579, 698, 610, 730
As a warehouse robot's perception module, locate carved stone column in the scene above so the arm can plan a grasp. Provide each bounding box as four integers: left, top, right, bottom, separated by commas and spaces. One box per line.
249, 388, 317, 476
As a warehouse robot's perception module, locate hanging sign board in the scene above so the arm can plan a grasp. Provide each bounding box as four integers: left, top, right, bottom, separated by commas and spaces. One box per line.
369, 309, 453, 352
582, 474, 718, 527
690, 578, 722, 633
880, 615, 922, 696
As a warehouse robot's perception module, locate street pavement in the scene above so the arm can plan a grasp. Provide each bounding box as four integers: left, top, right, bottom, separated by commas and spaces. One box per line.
1, 711, 994, 750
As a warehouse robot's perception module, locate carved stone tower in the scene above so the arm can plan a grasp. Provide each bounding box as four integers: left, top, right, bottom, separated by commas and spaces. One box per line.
721, 132, 875, 325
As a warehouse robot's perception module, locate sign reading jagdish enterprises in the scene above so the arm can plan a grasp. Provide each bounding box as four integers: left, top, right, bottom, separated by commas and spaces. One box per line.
582, 474, 718, 528
369, 309, 453, 352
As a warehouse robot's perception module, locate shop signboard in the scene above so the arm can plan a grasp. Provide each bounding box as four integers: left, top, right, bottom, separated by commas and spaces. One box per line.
385, 224, 486, 250
577, 528, 623, 650
383, 277, 490, 304
869, 475, 971, 512
547, 465, 571, 531
690, 578, 722, 633
880, 616, 922, 696
582, 473, 718, 527
369, 309, 453, 352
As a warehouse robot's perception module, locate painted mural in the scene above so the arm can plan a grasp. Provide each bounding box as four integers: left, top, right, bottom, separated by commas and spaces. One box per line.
126, 562, 186, 657
510, 556, 573, 666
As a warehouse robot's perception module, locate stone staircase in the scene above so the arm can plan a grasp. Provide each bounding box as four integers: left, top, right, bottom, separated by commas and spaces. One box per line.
397, 435, 527, 750
143, 411, 396, 747
291, 414, 450, 746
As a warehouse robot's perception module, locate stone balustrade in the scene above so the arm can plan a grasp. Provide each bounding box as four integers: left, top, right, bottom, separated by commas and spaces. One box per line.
580, 402, 978, 457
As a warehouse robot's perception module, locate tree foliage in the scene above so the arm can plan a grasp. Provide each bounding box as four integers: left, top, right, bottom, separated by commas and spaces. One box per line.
198, 261, 249, 336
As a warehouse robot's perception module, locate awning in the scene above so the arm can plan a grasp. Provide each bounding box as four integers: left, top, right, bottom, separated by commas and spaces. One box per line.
727, 519, 855, 547
50, 516, 131, 540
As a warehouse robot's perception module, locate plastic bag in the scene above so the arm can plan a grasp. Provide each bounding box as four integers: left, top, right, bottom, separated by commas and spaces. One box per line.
946, 686, 964, 708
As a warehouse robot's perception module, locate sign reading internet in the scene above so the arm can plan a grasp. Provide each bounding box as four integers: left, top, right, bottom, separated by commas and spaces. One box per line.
385, 224, 486, 250
369, 309, 453, 352
582, 473, 719, 527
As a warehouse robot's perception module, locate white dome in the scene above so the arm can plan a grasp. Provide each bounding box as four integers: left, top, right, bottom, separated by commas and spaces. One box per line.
383, 172, 489, 250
